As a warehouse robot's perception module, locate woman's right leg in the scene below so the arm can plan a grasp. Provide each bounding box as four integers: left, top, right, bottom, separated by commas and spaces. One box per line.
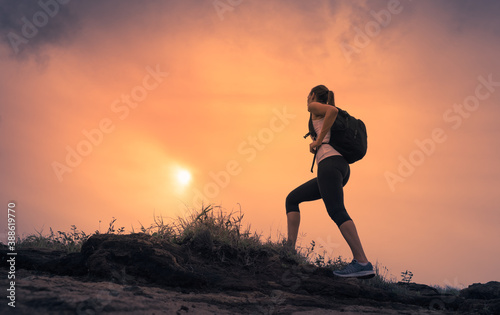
285, 178, 322, 248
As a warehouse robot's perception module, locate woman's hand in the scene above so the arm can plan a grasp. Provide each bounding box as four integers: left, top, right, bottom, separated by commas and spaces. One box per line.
308, 102, 339, 148
310, 140, 321, 154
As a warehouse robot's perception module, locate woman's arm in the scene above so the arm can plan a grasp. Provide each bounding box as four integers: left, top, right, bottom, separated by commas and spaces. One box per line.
308, 101, 339, 146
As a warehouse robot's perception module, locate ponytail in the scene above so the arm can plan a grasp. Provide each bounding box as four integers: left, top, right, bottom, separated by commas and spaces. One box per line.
327, 90, 335, 106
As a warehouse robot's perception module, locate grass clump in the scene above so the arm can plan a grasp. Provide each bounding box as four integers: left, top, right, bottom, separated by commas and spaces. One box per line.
140, 204, 274, 268
16, 225, 89, 253
14, 217, 126, 253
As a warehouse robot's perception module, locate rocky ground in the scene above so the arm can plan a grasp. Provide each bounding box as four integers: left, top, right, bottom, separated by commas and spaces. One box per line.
1, 233, 499, 314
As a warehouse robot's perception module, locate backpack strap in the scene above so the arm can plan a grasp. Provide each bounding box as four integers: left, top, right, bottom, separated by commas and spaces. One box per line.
306, 112, 326, 172
310, 143, 330, 173
310, 150, 317, 173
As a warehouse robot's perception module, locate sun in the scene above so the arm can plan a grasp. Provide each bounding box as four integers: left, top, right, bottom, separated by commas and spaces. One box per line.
176, 169, 192, 186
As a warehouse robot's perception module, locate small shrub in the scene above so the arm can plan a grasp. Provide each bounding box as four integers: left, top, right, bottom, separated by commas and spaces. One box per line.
401, 270, 414, 284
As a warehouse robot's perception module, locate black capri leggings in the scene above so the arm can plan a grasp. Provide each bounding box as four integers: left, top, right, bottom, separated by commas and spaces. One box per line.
285, 155, 352, 227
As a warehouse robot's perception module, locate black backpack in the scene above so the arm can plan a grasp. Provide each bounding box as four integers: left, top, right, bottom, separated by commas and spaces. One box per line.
304, 107, 367, 172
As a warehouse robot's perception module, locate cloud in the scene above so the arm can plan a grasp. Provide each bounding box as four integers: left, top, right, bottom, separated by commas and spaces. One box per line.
431, 0, 500, 34
0, 0, 81, 60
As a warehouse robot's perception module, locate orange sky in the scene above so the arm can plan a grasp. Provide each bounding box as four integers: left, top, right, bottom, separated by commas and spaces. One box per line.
1, 0, 499, 287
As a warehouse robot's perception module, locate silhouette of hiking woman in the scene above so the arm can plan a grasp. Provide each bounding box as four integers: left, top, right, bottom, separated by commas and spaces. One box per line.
285, 85, 374, 278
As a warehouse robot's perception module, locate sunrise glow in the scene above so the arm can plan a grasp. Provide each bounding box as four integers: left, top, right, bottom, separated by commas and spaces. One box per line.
176, 169, 191, 187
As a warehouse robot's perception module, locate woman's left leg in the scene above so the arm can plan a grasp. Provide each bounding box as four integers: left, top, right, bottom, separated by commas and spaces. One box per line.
338, 220, 368, 263
317, 156, 369, 263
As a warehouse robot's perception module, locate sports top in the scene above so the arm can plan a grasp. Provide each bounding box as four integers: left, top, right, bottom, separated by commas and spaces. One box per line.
312, 117, 341, 165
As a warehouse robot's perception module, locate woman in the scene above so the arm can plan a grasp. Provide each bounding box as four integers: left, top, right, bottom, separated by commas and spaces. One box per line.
285, 85, 374, 278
